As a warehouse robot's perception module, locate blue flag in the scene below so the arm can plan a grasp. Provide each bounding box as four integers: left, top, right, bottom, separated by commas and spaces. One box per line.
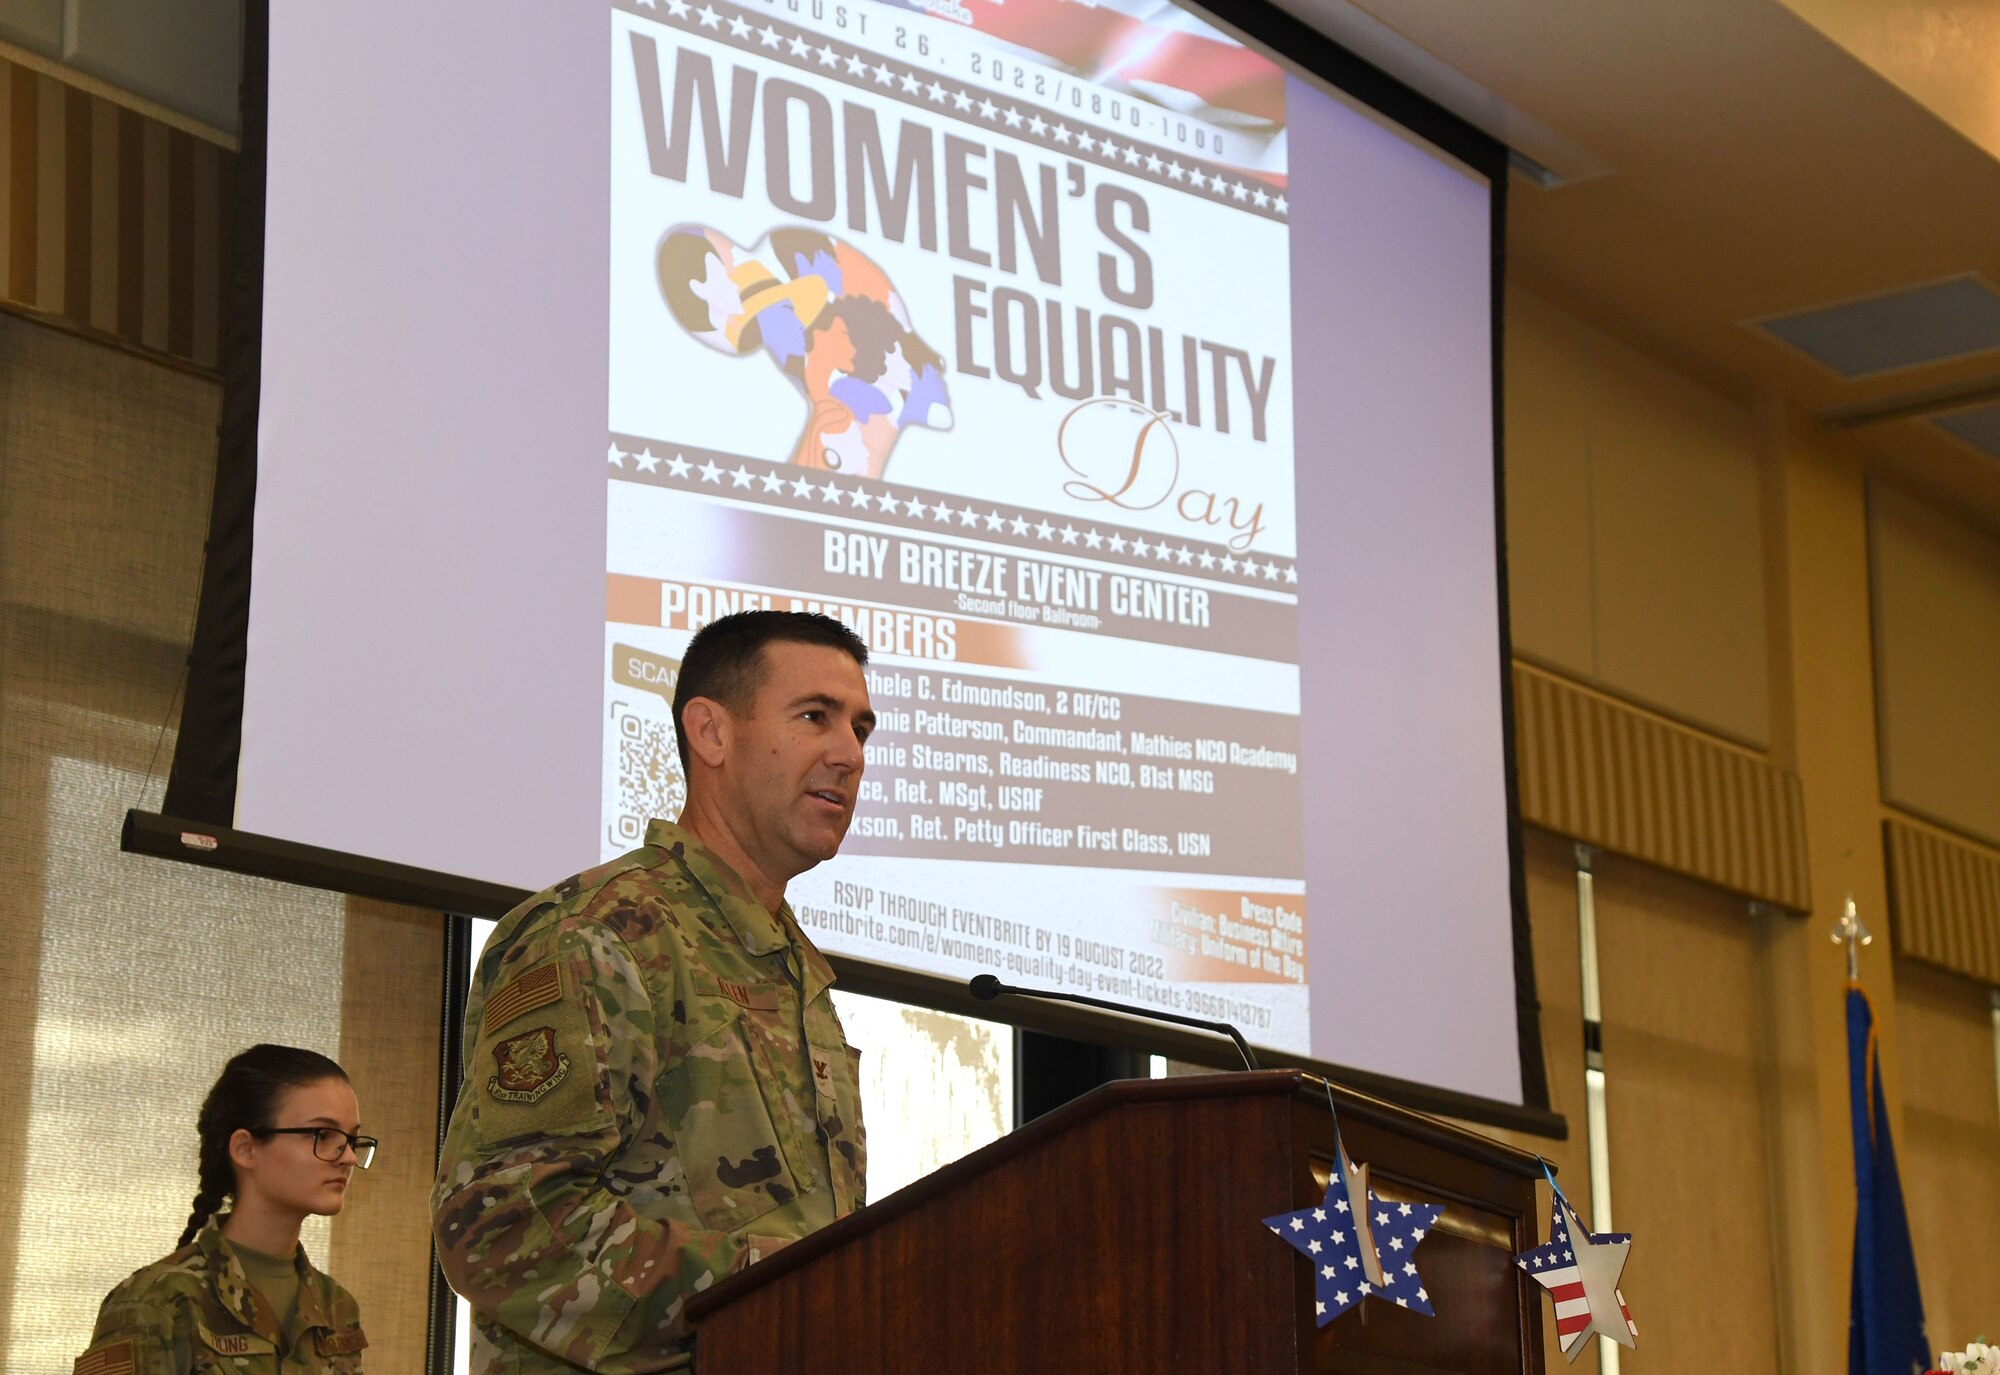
1846, 985, 1928, 1375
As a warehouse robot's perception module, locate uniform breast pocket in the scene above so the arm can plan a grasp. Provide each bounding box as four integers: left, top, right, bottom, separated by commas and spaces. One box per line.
663, 1010, 812, 1234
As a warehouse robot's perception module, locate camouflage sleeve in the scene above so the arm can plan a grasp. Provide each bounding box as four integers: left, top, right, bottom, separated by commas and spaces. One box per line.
432, 921, 767, 1372
75, 1292, 178, 1375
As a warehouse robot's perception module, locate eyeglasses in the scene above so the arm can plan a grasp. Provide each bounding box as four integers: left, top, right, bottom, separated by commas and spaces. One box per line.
253, 1127, 378, 1169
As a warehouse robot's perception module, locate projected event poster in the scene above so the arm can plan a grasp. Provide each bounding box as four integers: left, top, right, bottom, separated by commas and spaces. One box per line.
603, 0, 1308, 1051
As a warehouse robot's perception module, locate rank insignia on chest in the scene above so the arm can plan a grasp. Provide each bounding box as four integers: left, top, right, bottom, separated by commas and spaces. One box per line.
487, 1026, 572, 1103
811, 1052, 838, 1100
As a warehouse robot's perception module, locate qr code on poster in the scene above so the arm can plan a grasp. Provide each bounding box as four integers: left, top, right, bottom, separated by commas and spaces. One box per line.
610, 701, 685, 847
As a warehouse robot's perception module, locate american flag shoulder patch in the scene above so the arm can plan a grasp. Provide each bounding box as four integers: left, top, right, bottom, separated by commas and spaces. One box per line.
74, 1338, 136, 1375
487, 960, 563, 1029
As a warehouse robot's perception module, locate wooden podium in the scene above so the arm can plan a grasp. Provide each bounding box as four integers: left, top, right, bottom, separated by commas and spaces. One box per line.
687, 1070, 1548, 1373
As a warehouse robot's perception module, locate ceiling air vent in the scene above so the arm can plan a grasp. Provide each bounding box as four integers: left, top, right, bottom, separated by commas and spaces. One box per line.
1931, 401, 2000, 463
1752, 275, 2000, 379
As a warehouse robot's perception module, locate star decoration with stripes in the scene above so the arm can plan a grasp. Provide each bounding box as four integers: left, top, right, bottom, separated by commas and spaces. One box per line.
1265, 1173, 1444, 1325
1515, 1189, 1637, 1362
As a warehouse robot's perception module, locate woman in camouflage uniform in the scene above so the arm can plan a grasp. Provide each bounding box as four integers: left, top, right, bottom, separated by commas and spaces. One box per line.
74, 1045, 374, 1374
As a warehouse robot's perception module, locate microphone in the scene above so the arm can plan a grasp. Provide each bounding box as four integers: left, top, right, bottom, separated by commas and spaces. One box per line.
968, 974, 1260, 1071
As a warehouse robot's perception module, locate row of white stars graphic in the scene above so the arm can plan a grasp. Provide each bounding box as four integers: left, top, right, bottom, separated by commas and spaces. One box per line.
1320, 1258, 1423, 1281
611, 443, 1296, 580
1315, 1284, 1428, 1316
633, 0, 1287, 215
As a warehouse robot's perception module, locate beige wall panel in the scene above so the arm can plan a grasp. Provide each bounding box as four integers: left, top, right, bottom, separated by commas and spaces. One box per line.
332, 898, 445, 1372
1886, 814, 2000, 986
0, 311, 216, 643
1504, 289, 1599, 676
1512, 662, 1811, 911
1591, 852, 1781, 1373
1892, 960, 2000, 1356
1870, 482, 2000, 848
1587, 356, 1768, 748
1503, 286, 1771, 747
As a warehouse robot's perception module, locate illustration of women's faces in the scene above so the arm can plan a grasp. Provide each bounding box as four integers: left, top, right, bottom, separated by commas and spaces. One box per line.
657, 225, 954, 479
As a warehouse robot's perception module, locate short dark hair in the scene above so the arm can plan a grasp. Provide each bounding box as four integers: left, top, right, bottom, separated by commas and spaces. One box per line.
672, 611, 868, 770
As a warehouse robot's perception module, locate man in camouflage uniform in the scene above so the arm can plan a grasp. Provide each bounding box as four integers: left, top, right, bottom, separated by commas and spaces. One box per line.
433, 612, 873, 1373
75, 1213, 367, 1373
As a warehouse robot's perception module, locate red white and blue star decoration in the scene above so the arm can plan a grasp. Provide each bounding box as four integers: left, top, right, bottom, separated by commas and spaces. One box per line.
1264, 1160, 1445, 1324
1514, 1184, 1638, 1361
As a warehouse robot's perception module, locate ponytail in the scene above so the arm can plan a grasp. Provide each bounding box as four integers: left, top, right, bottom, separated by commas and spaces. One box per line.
178, 1044, 348, 1249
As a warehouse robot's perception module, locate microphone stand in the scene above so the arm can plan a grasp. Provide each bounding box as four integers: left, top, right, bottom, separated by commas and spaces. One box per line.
968, 974, 1260, 1071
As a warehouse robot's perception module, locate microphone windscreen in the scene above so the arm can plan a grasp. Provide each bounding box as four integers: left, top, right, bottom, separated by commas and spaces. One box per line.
968, 974, 1004, 1000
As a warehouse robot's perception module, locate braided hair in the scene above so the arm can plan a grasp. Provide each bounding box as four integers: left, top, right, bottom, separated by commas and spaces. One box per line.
177, 1044, 348, 1249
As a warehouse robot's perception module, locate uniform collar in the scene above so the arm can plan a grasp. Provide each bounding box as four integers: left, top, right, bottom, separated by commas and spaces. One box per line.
647, 818, 789, 955
646, 819, 837, 1000
202, 1215, 335, 1335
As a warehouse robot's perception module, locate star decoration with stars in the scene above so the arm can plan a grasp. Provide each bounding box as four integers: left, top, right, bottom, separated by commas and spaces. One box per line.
1264, 1176, 1444, 1326
1515, 1188, 1637, 1362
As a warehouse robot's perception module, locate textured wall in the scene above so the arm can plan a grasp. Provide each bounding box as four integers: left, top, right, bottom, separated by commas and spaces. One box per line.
0, 310, 441, 1372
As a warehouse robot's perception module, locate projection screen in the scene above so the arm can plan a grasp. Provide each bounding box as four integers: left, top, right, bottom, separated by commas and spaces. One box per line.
155, 0, 1540, 1116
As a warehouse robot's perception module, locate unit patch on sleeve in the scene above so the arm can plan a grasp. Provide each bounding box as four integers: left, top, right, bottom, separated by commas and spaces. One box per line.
485, 959, 563, 1029
487, 1026, 572, 1104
